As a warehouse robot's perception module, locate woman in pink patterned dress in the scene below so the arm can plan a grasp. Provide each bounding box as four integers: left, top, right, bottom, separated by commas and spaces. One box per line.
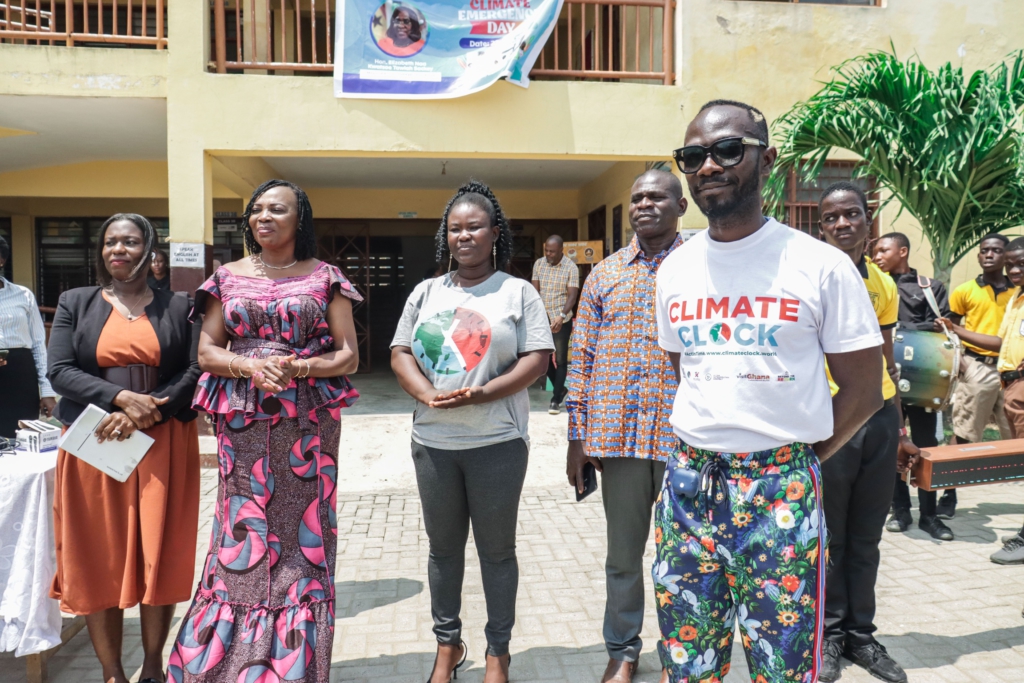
168, 180, 361, 683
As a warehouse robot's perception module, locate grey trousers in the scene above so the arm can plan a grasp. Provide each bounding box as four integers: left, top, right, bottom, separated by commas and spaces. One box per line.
412, 438, 529, 657
600, 456, 667, 662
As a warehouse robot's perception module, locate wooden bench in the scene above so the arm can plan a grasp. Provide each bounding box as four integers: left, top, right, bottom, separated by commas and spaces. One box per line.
22, 615, 86, 683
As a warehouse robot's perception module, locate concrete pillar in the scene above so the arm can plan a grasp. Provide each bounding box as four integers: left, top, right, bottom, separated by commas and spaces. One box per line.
166, 0, 213, 293
167, 148, 214, 293
10, 215, 34, 291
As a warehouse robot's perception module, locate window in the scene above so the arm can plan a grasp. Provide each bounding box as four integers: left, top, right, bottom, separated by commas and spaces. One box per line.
0, 218, 11, 281
35, 217, 170, 307
214, 215, 246, 265
783, 162, 877, 240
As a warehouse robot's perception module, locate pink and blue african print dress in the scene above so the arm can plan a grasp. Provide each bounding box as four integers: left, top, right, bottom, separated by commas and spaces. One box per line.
169, 262, 362, 683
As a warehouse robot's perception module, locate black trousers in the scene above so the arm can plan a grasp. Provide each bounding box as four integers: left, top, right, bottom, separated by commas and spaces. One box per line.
892, 404, 938, 516
822, 402, 899, 647
411, 438, 528, 657
0, 348, 40, 438
546, 320, 572, 403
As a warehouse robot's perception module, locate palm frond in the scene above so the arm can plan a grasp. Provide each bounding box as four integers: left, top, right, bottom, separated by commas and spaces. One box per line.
768, 49, 1024, 284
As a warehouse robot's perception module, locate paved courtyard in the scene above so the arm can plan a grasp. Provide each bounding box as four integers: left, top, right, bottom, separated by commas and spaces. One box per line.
5, 373, 1024, 682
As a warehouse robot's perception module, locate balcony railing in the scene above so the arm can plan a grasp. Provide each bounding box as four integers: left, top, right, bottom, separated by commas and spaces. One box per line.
211, 0, 334, 74
531, 0, 674, 85
0, 0, 166, 48
209, 0, 673, 84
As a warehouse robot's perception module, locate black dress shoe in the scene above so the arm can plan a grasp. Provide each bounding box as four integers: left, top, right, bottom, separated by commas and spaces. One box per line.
919, 515, 954, 541
844, 641, 907, 683
819, 640, 843, 682
885, 508, 912, 532
935, 492, 957, 519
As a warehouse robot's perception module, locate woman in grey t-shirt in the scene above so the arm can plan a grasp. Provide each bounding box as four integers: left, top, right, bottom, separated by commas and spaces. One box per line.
391, 181, 553, 683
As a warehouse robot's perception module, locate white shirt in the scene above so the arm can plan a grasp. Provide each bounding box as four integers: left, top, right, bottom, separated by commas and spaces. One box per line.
655, 219, 881, 453
0, 278, 55, 397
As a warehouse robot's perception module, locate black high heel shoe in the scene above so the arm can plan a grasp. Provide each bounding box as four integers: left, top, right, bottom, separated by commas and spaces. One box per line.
426, 640, 468, 683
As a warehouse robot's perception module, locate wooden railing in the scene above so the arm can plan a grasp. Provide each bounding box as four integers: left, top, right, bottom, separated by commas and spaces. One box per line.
209, 0, 673, 84
211, 0, 333, 74
0, 0, 166, 48
531, 0, 674, 84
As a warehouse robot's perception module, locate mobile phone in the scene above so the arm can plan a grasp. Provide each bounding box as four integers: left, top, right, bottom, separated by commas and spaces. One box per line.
0, 350, 8, 361
575, 462, 598, 502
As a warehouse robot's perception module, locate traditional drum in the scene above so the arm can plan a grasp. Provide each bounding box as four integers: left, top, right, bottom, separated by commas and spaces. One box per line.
910, 439, 1024, 491
892, 328, 960, 410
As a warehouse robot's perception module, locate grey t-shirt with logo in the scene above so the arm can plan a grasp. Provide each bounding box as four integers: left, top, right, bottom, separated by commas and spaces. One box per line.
391, 271, 554, 450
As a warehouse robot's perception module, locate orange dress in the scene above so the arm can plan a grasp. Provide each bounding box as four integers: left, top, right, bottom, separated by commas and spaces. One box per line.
50, 302, 200, 615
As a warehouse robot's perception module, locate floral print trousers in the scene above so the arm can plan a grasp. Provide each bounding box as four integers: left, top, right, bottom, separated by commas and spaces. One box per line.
653, 443, 826, 683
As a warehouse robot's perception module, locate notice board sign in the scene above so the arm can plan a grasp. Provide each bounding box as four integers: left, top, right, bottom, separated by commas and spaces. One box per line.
564, 241, 603, 264
170, 243, 205, 268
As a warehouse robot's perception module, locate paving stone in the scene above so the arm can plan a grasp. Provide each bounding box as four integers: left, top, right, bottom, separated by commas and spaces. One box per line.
6, 452, 1024, 682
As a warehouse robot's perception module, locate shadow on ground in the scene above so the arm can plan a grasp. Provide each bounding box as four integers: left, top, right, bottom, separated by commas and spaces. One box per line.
904, 502, 1024, 545
335, 577, 424, 619
331, 645, 670, 683
878, 625, 1024, 670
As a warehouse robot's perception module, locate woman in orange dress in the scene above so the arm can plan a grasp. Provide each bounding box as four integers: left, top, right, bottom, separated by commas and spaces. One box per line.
47, 213, 201, 683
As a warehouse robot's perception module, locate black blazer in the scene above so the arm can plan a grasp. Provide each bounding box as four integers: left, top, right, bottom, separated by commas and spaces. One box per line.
47, 287, 201, 426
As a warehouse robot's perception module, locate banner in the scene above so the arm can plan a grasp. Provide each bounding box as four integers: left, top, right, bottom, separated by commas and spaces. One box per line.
334, 0, 564, 99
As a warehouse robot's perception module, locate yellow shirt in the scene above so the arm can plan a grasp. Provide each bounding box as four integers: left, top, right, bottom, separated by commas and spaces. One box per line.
997, 289, 1024, 372
828, 256, 898, 400
950, 276, 1015, 357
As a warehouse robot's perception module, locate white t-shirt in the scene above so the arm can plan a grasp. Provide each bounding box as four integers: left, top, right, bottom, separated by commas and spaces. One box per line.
655, 219, 882, 453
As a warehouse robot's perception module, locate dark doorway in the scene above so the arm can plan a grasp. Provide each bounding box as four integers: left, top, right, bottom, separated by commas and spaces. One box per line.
612, 205, 623, 253
587, 206, 606, 252
316, 222, 372, 372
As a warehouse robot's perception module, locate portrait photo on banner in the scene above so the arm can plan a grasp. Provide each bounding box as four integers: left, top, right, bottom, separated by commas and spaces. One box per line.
372, 2, 428, 57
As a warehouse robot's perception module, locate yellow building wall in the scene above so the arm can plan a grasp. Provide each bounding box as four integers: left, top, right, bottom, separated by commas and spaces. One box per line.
1, 0, 1022, 286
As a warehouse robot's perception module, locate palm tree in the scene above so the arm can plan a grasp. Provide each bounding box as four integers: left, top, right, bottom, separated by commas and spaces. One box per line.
767, 49, 1024, 284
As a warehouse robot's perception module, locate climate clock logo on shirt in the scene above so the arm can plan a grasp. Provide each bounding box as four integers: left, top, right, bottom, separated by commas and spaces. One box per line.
667, 295, 801, 349
413, 308, 492, 375
709, 322, 731, 345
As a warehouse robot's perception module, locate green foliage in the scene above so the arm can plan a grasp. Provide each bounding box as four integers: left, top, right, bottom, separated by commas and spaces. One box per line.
767, 49, 1024, 284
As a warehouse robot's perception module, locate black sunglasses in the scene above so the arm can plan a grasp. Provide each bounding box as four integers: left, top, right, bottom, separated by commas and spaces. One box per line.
672, 137, 767, 175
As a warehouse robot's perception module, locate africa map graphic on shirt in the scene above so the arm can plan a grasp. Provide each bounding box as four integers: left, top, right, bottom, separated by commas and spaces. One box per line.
413, 307, 492, 375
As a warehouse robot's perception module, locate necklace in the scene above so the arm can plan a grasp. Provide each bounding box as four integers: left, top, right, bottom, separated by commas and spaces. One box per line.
258, 253, 298, 271
106, 287, 148, 321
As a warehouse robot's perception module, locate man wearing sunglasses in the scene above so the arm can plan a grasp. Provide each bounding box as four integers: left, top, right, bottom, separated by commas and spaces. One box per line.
653, 100, 884, 683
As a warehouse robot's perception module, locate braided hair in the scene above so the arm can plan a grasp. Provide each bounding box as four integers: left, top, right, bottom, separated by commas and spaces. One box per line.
242, 179, 318, 262
435, 180, 514, 271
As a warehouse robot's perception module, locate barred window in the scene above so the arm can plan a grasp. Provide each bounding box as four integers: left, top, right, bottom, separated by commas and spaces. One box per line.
783, 161, 877, 240
35, 217, 169, 307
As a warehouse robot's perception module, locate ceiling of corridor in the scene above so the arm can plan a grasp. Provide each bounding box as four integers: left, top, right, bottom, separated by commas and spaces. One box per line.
0, 95, 167, 174
263, 156, 619, 190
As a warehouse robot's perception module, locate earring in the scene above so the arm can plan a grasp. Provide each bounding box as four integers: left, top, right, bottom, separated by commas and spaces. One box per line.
448, 254, 453, 272
492, 244, 497, 269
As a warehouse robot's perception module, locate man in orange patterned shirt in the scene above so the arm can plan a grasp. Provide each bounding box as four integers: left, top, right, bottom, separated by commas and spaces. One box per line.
565, 169, 686, 683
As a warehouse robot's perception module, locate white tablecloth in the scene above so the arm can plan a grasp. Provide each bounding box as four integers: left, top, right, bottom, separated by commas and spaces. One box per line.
0, 451, 61, 657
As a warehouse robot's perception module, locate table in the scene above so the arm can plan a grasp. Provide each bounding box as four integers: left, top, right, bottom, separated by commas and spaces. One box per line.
0, 452, 62, 657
